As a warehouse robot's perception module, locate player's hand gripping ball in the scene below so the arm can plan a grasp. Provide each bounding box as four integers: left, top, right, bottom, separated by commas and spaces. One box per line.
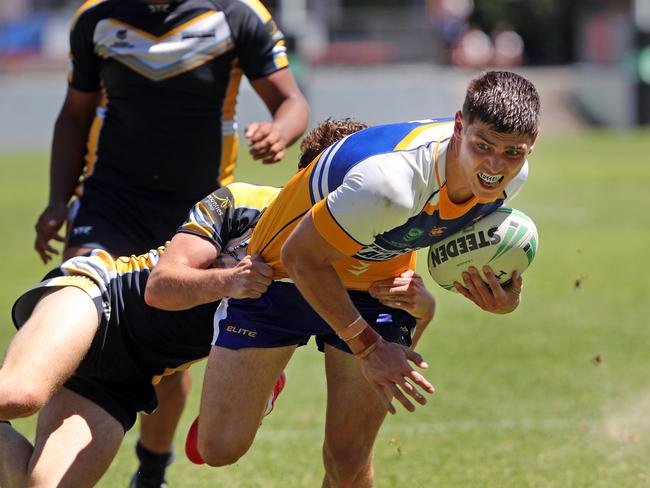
427, 207, 538, 291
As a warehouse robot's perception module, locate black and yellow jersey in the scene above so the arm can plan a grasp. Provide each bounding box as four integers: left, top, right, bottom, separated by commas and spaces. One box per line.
69, 0, 288, 200
13, 183, 280, 387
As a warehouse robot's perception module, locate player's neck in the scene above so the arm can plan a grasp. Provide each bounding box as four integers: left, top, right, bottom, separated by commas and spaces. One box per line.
444, 136, 473, 204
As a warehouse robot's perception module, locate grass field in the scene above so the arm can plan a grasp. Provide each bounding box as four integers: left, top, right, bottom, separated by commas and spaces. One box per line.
1, 130, 650, 487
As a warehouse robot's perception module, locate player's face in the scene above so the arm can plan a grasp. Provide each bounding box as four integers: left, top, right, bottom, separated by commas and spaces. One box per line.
453, 111, 537, 201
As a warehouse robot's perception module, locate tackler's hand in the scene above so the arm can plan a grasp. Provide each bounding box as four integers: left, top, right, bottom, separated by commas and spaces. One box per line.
226, 254, 274, 299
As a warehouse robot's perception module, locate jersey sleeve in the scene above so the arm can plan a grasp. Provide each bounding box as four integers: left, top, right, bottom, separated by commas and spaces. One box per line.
176, 187, 236, 252
224, 0, 288, 79
311, 156, 418, 256
68, 8, 102, 92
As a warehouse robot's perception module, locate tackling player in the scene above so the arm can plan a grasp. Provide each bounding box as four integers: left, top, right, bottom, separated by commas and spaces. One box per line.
0, 119, 435, 487
185, 71, 540, 487
33, 1, 309, 485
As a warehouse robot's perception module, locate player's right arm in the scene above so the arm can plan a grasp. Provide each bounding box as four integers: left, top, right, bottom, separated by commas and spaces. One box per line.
282, 212, 435, 415
145, 235, 272, 311
34, 87, 100, 264
34, 7, 102, 264
145, 187, 273, 310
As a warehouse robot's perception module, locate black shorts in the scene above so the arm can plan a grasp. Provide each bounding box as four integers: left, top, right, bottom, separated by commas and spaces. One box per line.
67, 179, 201, 256
12, 254, 168, 431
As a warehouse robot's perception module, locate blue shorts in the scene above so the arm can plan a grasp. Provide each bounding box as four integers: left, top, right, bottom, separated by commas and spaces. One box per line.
215, 281, 415, 353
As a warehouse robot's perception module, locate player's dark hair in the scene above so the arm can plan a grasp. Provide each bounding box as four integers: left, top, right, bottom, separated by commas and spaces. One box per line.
298, 118, 369, 170
462, 71, 540, 136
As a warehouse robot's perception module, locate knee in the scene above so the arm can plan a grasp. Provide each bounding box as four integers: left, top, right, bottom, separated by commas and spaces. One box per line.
0, 380, 47, 419
198, 433, 252, 467
323, 440, 373, 482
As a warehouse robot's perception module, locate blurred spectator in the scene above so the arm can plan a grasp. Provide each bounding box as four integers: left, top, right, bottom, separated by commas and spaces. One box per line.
426, 0, 474, 63
492, 23, 524, 67
451, 26, 493, 68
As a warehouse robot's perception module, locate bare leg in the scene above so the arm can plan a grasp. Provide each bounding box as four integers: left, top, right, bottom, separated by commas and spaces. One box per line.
0, 388, 124, 488
0, 422, 33, 487
0, 286, 99, 420
322, 345, 388, 488
198, 345, 296, 466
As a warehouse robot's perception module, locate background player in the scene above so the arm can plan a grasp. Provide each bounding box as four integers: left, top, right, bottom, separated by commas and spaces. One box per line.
183, 71, 539, 486
32, 1, 308, 485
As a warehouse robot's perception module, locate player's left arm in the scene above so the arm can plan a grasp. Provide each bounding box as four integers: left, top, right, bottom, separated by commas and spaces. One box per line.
247, 70, 309, 164
454, 267, 523, 314
368, 269, 436, 348
229, 1, 308, 164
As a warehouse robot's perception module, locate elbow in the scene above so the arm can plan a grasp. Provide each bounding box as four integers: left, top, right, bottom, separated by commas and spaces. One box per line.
144, 278, 171, 310
143, 283, 160, 309
280, 241, 298, 277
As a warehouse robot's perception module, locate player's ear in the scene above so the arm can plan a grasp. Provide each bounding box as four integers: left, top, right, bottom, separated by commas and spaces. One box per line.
453, 111, 464, 139
528, 128, 540, 154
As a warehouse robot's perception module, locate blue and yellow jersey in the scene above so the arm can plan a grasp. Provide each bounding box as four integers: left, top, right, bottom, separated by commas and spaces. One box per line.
249, 119, 528, 290
13, 183, 279, 384
69, 0, 288, 200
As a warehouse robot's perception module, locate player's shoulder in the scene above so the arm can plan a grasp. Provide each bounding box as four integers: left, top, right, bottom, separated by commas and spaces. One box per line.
70, 0, 120, 30
225, 182, 281, 210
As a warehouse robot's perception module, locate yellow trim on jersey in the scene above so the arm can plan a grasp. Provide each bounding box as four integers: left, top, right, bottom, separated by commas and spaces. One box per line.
77, 95, 106, 197
239, 0, 272, 23
219, 61, 244, 185
45, 275, 100, 294
152, 359, 202, 385
227, 182, 281, 208
274, 53, 288, 69
219, 134, 238, 186
107, 12, 217, 43
394, 121, 448, 151
96, 38, 234, 82
311, 200, 363, 256
222, 61, 242, 121
71, 0, 107, 30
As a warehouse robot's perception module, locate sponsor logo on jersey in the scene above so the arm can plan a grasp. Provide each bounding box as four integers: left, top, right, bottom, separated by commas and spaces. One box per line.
181, 31, 216, 40
72, 225, 93, 236
428, 226, 501, 268
110, 40, 135, 49
429, 226, 447, 237
110, 30, 134, 49
347, 260, 370, 276
403, 228, 424, 242
356, 244, 417, 261
147, 3, 170, 13
206, 194, 232, 216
